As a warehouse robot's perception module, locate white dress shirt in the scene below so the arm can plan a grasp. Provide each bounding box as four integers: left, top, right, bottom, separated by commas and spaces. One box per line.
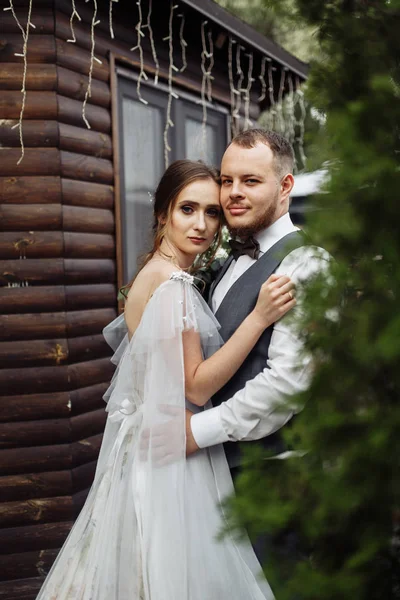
191, 213, 331, 449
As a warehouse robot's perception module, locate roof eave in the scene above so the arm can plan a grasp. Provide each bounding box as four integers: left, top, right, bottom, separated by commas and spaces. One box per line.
180, 0, 309, 80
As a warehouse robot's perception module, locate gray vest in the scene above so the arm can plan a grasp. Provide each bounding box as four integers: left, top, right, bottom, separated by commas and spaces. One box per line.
209, 231, 305, 468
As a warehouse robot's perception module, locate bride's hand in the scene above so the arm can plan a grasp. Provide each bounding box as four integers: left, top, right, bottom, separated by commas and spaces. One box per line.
252, 274, 296, 328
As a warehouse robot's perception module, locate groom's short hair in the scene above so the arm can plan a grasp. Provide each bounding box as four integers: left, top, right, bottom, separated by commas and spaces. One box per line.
229, 129, 294, 178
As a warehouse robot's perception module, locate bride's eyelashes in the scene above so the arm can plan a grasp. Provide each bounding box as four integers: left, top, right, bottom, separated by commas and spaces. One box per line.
180, 205, 221, 218
206, 207, 221, 218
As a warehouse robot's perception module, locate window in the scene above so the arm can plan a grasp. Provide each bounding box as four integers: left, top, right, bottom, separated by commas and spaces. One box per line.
117, 72, 228, 282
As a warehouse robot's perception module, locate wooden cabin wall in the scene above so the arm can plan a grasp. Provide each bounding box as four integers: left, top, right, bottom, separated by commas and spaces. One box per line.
0, 1, 116, 597
0, 1, 266, 597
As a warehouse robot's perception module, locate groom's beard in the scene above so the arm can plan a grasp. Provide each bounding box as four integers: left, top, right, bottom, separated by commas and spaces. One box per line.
228, 195, 279, 239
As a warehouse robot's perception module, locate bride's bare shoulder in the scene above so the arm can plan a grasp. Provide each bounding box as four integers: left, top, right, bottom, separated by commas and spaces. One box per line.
124, 260, 176, 335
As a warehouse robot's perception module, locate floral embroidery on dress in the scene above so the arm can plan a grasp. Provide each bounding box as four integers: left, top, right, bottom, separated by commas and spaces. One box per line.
169, 271, 194, 285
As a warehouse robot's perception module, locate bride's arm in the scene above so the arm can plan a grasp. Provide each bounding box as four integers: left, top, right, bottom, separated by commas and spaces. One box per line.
184, 274, 295, 406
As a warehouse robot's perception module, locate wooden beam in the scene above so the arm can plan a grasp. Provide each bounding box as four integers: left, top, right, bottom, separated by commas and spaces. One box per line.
0, 176, 61, 204
67, 334, 111, 363
60, 151, 113, 185
62, 205, 114, 233
0, 258, 64, 286
61, 178, 114, 209
0, 521, 72, 554
0, 338, 69, 368
71, 460, 97, 492
1, 9, 55, 34
0, 391, 71, 422
0, 258, 115, 286
64, 232, 115, 258
0, 283, 116, 314
0, 443, 71, 476
0, 310, 66, 341
0, 496, 73, 528
0, 120, 59, 148
71, 433, 103, 467
0, 205, 62, 231
0, 432, 103, 475
0, 358, 114, 395
0, 63, 57, 91
0, 548, 59, 582
0, 308, 115, 341
70, 408, 107, 442
57, 65, 110, 108
0, 286, 66, 314
0, 576, 45, 598
59, 123, 112, 158
0, 471, 71, 503
0, 148, 60, 177
0, 232, 64, 259
69, 381, 110, 415
0, 90, 58, 119
58, 94, 111, 133
56, 38, 109, 82
0, 34, 56, 64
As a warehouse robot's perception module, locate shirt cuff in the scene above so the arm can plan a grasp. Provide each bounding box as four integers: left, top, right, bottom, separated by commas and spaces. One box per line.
190, 406, 229, 449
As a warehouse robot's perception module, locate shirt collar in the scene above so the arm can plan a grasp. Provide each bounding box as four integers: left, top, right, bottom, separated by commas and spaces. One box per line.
255, 213, 299, 254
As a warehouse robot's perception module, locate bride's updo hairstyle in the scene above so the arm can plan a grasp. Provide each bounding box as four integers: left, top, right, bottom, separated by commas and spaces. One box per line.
120, 160, 222, 296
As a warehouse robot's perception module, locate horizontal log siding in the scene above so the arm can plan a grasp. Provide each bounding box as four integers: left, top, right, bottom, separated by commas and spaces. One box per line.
0, 0, 262, 595
0, 2, 116, 595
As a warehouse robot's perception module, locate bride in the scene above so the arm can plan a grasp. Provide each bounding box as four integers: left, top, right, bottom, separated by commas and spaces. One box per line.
37, 160, 295, 600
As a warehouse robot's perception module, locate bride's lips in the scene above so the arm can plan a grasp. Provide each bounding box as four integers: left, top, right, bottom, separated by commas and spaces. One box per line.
227, 206, 249, 216
188, 237, 207, 245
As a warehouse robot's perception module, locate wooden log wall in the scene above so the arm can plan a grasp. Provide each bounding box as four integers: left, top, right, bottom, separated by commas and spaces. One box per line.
0, 1, 270, 598
0, 2, 117, 597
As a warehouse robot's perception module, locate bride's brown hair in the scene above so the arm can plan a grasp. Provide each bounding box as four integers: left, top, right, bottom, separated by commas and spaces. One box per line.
120, 160, 222, 298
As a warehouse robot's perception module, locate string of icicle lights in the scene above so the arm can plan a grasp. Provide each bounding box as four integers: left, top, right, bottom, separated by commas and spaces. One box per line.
5, 0, 306, 166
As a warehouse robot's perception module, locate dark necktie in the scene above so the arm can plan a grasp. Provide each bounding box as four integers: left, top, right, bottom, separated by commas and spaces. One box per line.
228, 236, 261, 261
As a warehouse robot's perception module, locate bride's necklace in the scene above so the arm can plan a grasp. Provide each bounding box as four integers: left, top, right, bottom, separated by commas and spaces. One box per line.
153, 249, 190, 272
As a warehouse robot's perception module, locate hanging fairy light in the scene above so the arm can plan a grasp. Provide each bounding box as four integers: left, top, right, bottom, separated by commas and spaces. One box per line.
66, 0, 81, 43
130, 0, 149, 105
267, 58, 276, 130
200, 21, 209, 159
146, 0, 159, 85
227, 36, 238, 136
232, 44, 244, 132
243, 52, 254, 131
4, 0, 34, 164
206, 29, 214, 101
285, 73, 296, 150
109, 0, 118, 40
275, 67, 286, 134
200, 21, 215, 158
258, 56, 267, 103
163, 2, 179, 167
178, 12, 187, 73
294, 75, 307, 169
82, 0, 102, 129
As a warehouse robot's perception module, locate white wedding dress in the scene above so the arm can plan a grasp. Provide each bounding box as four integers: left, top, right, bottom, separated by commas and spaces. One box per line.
36, 272, 274, 600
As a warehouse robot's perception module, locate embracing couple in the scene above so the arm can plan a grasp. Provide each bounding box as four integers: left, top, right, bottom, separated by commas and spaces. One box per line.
36, 129, 328, 600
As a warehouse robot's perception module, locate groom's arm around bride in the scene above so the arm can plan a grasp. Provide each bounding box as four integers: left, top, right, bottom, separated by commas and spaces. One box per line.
186, 130, 331, 466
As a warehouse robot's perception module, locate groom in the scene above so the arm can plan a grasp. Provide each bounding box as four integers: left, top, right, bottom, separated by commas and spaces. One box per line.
186, 129, 328, 492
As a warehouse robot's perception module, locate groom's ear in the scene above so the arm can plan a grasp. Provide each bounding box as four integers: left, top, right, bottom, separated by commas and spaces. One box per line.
280, 173, 295, 202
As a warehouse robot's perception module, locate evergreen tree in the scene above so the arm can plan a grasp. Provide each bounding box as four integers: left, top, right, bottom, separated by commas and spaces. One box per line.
226, 1, 400, 598
215, 0, 319, 62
